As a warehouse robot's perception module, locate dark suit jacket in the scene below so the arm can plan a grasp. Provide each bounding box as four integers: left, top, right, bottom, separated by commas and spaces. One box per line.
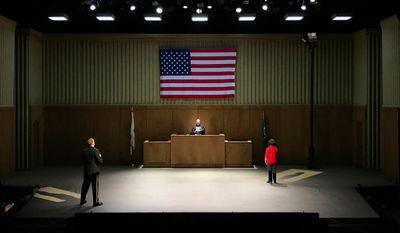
190, 125, 206, 135
82, 147, 103, 176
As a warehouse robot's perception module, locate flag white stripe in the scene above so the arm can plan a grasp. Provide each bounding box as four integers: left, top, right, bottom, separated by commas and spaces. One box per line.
161, 75, 235, 80
191, 60, 236, 65
191, 68, 235, 72
190, 52, 237, 57
161, 90, 235, 95
161, 83, 235, 87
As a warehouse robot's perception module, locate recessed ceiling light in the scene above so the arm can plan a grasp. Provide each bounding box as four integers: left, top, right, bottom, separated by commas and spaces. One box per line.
192, 14, 208, 22
238, 14, 256, 21
96, 13, 115, 21
48, 14, 69, 21
285, 13, 304, 21
144, 14, 162, 21
331, 13, 352, 21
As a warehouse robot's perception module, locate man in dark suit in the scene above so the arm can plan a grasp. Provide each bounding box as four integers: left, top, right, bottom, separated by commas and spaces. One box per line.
190, 118, 206, 135
80, 138, 103, 207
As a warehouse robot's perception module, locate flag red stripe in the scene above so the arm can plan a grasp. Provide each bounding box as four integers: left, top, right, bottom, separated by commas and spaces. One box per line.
161, 94, 235, 99
190, 56, 236, 60
161, 87, 235, 91
191, 64, 236, 68
190, 48, 236, 53
160, 79, 234, 83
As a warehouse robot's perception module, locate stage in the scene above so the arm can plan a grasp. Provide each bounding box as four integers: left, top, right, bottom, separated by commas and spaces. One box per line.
2, 165, 394, 219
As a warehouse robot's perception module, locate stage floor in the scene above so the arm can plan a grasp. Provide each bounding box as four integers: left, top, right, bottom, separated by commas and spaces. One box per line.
2, 165, 394, 219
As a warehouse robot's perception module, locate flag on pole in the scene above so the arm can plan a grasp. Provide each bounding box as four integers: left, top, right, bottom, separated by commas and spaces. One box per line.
130, 112, 135, 156
262, 111, 268, 150
160, 48, 237, 98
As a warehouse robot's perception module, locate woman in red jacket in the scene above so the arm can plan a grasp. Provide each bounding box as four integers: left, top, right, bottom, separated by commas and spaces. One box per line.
264, 138, 278, 184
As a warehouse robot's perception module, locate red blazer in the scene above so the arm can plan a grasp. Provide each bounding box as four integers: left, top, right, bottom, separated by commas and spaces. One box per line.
264, 145, 278, 165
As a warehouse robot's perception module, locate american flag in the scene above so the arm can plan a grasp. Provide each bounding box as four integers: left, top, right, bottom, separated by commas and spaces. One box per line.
160, 48, 237, 98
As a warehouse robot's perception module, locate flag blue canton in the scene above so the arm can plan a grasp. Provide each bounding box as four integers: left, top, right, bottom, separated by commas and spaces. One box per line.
160, 49, 191, 76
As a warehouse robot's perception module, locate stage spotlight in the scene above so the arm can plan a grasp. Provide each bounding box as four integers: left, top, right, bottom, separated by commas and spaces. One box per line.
156, 7, 163, 14
302, 32, 318, 47
262, 4, 268, 11
236, 7, 242, 13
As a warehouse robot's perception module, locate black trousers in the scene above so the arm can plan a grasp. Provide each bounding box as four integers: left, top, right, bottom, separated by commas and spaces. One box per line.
80, 173, 99, 204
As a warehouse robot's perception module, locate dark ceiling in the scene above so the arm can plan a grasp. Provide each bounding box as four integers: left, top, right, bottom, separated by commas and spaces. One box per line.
0, 0, 399, 34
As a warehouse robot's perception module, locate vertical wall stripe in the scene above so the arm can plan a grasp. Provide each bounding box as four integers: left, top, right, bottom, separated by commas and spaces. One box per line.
15, 29, 30, 169
0, 16, 16, 106
365, 30, 382, 169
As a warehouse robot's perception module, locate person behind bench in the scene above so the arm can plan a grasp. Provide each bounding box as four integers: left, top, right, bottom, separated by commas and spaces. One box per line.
190, 118, 206, 135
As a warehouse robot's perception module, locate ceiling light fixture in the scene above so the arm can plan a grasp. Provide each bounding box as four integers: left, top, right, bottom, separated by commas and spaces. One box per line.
310, 0, 318, 4
331, 13, 352, 21
300, 0, 306, 11
261, 4, 268, 11
191, 14, 208, 22
236, 7, 242, 13
238, 13, 256, 21
48, 14, 69, 21
130, 5, 136, 11
144, 14, 162, 21
196, 8, 203, 14
285, 13, 304, 21
156, 7, 163, 14
207, 5, 212, 9
90, 4, 97, 11
96, 13, 115, 21
183, 5, 188, 9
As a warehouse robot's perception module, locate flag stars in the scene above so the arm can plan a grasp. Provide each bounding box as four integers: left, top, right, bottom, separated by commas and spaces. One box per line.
160, 49, 191, 76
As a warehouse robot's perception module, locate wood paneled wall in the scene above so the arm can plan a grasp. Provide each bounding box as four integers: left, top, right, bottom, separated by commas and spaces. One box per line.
41, 105, 356, 166
0, 107, 15, 179
381, 107, 399, 180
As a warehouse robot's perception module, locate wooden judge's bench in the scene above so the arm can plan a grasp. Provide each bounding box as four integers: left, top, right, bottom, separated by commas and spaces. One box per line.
144, 134, 252, 168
